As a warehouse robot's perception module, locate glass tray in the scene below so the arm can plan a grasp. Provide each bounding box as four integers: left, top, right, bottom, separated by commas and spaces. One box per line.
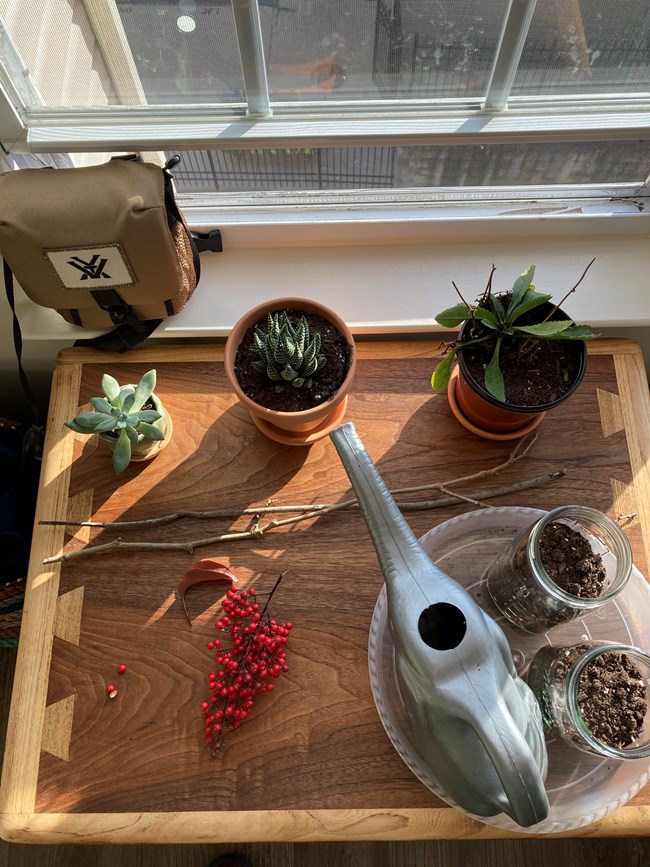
368, 506, 650, 834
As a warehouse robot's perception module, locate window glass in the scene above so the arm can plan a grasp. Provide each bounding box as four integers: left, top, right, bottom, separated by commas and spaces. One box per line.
171, 140, 649, 193
0, 1, 648, 202
264, 0, 508, 101
0, 0, 510, 108
118, 1, 245, 104
2, 1, 649, 109
513, 0, 650, 96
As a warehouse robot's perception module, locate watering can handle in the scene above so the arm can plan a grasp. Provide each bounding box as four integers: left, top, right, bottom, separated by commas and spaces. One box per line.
467, 701, 549, 827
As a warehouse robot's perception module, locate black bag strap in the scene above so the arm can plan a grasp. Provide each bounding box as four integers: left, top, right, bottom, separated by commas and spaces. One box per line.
3, 259, 45, 467
73, 317, 163, 353
73, 286, 163, 353
163, 155, 223, 272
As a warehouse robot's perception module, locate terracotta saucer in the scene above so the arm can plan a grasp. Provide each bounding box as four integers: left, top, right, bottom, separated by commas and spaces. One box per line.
251, 397, 349, 446
447, 368, 544, 441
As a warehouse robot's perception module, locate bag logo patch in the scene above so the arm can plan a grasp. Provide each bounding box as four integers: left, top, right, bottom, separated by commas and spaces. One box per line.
67, 254, 111, 280
45, 245, 134, 290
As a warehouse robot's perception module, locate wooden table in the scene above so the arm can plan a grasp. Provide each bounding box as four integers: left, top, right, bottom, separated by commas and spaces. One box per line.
2, 339, 650, 844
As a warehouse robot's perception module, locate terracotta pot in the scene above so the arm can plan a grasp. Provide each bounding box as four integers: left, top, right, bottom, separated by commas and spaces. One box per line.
450, 301, 588, 439
448, 367, 546, 440
225, 297, 356, 445
98, 394, 173, 463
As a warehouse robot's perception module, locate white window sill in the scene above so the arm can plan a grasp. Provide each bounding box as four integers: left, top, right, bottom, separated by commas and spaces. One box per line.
13, 203, 650, 340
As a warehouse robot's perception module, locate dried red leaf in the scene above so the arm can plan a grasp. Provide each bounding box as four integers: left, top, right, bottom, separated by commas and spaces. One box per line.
178, 560, 238, 626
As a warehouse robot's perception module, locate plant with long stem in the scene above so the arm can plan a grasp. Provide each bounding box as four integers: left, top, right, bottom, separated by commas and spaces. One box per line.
431, 262, 597, 402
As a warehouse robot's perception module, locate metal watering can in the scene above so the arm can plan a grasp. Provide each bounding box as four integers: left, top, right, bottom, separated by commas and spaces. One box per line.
330, 422, 549, 828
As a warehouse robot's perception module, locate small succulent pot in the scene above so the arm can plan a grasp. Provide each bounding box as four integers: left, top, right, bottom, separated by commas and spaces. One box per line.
98, 393, 172, 463
526, 640, 650, 759
485, 505, 632, 634
65, 369, 172, 474
453, 301, 588, 438
224, 297, 356, 446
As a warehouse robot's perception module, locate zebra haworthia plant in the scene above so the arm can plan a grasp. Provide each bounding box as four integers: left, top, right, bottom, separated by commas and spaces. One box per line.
64, 369, 165, 474
251, 311, 326, 390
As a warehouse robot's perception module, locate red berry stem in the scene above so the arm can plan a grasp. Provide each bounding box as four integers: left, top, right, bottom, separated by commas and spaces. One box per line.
201, 572, 291, 755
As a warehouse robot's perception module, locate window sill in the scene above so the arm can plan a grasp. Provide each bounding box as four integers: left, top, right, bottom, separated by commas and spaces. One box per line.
14, 204, 650, 340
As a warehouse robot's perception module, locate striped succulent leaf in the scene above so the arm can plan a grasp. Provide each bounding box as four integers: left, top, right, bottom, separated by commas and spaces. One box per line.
251, 311, 326, 390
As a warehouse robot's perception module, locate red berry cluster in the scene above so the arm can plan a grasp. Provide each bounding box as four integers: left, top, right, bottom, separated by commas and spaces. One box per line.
201, 574, 291, 754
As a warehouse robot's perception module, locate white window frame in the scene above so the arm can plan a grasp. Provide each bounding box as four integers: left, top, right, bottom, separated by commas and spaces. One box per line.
1, 1, 649, 345
1, 1, 648, 166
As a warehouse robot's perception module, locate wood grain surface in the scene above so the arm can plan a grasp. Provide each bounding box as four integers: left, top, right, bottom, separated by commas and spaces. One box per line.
2, 338, 650, 844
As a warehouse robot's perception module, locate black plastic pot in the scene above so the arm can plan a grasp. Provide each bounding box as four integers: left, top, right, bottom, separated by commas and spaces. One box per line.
457, 300, 588, 411
452, 299, 588, 436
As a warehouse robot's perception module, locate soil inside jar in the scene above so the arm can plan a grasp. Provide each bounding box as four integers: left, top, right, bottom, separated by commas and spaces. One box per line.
233, 309, 352, 413
501, 521, 608, 631
577, 652, 648, 748
538, 521, 606, 597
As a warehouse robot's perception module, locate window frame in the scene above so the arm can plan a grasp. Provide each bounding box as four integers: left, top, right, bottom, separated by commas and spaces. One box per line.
2, 98, 649, 152
0, 2, 649, 233
1, 0, 649, 156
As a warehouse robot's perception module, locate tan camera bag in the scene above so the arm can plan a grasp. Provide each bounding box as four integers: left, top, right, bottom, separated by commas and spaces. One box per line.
0, 155, 221, 351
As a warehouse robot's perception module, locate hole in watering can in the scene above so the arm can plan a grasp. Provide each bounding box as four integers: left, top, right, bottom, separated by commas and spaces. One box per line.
417, 603, 467, 651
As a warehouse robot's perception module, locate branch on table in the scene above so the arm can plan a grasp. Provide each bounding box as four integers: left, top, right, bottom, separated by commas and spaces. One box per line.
42, 434, 565, 564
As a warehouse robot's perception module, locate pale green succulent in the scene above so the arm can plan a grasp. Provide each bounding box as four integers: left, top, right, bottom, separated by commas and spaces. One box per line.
64, 369, 165, 474
251, 311, 326, 390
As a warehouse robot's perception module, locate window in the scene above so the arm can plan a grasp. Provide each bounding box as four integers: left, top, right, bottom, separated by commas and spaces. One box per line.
0, 0, 648, 206
2, 2, 650, 345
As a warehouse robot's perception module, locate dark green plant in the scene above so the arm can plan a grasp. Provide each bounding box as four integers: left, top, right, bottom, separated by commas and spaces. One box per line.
251, 311, 326, 390
64, 369, 164, 474
431, 263, 597, 402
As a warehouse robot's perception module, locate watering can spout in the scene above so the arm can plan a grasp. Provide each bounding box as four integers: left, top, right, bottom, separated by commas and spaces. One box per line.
329, 422, 549, 828
329, 422, 432, 602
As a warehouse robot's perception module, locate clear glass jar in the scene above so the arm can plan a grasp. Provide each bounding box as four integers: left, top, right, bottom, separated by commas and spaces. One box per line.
485, 505, 632, 634
526, 640, 650, 759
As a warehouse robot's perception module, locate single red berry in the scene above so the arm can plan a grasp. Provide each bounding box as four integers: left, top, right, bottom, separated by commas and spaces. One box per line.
117, 664, 127, 674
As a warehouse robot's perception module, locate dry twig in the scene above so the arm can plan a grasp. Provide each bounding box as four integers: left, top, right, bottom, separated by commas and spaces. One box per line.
42, 433, 563, 565
41, 432, 538, 531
